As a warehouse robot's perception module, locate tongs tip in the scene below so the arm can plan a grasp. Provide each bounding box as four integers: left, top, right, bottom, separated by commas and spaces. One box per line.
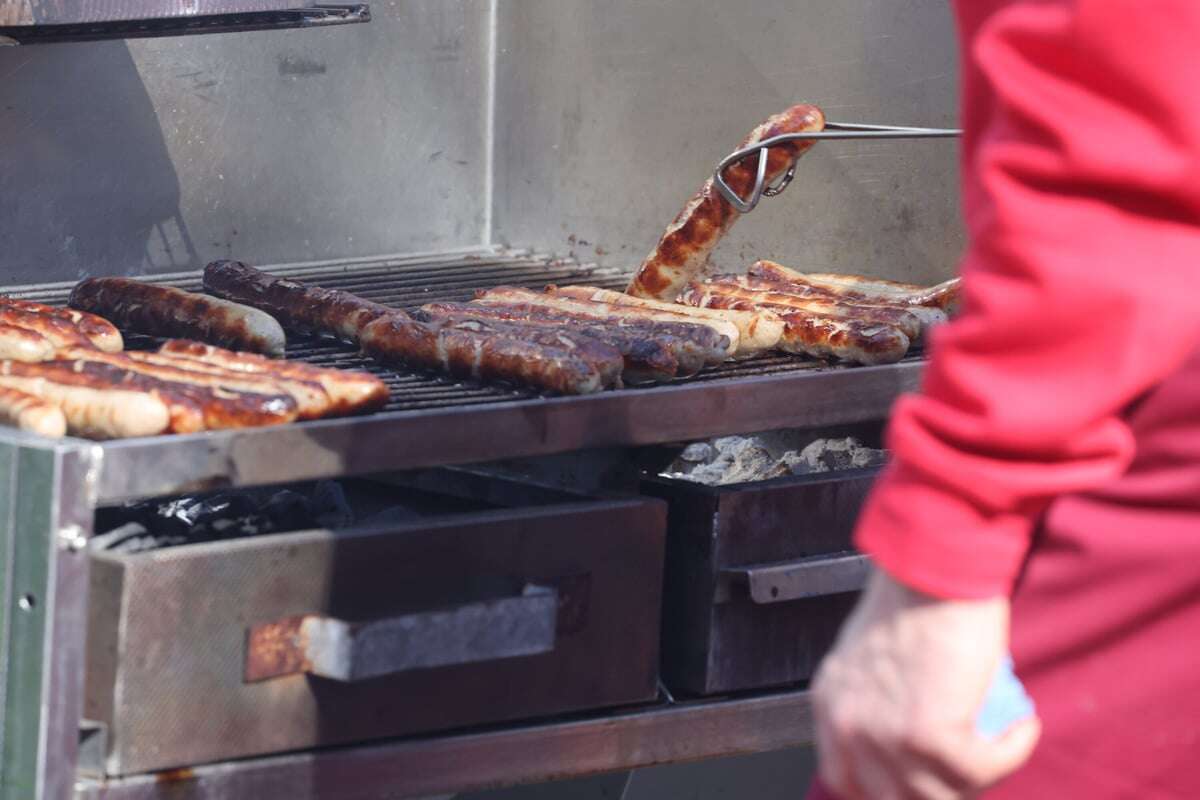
713, 122, 962, 213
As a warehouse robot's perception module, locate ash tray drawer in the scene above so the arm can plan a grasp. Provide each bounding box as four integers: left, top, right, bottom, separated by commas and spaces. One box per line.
84, 474, 666, 777
641, 466, 879, 696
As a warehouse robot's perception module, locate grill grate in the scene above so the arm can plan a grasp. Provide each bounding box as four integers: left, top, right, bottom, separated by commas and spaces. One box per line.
7, 248, 915, 414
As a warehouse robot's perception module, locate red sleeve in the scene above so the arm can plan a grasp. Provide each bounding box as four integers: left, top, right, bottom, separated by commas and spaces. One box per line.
855, 0, 1200, 599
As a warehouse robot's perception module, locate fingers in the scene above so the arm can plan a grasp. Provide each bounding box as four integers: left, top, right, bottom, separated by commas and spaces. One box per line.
960, 717, 1043, 788
901, 717, 1043, 796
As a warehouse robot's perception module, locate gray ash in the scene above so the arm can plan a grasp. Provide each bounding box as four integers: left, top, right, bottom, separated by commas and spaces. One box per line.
660, 435, 886, 487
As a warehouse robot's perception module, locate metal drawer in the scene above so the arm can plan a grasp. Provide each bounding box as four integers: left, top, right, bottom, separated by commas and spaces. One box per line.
643, 467, 878, 695
83, 479, 666, 777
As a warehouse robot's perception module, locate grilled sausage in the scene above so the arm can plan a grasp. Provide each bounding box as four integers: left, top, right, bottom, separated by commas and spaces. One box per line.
0, 362, 171, 439
418, 302, 680, 384
474, 287, 734, 364
749, 261, 961, 313
547, 285, 785, 357
0, 324, 57, 363
360, 314, 615, 395
0, 386, 67, 438
626, 103, 826, 301
679, 284, 910, 365
0, 307, 93, 349
123, 351, 331, 420
700, 276, 927, 340
745, 263, 949, 330
203, 260, 393, 343
465, 298, 716, 376
55, 349, 299, 431
158, 340, 389, 416
0, 297, 123, 352
69, 278, 287, 356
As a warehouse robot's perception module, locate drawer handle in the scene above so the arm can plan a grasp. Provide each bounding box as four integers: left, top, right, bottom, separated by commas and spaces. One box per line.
245, 584, 558, 683
722, 553, 871, 605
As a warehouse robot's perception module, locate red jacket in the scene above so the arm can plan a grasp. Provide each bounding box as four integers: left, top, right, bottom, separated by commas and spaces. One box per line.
857, 0, 1200, 600
829, 2, 1200, 795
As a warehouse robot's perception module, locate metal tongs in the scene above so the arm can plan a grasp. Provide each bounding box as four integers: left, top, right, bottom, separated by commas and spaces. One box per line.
714, 122, 962, 213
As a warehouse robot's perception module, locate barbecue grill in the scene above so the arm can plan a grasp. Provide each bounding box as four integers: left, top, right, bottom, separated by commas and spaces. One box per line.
0, 2, 961, 798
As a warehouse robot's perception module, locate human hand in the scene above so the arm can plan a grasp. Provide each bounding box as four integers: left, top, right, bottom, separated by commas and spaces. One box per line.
811, 569, 1041, 799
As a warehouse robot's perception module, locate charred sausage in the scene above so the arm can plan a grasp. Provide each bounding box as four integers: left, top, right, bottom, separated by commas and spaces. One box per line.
203, 260, 393, 343
360, 314, 616, 396
69, 278, 287, 356
547, 285, 784, 357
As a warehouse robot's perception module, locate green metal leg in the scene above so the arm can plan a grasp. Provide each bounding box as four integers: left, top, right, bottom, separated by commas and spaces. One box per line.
1, 443, 96, 800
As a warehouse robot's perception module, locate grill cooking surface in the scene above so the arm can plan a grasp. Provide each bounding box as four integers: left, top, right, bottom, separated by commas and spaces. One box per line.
15, 249, 876, 413
4, 248, 923, 503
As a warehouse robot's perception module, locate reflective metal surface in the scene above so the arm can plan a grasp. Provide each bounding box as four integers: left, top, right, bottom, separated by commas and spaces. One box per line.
493, 0, 963, 285
0, 0, 488, 282
74, 688, 815, 800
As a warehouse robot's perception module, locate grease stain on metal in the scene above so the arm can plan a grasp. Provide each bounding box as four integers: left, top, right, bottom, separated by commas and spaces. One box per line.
278, 55, 328, 78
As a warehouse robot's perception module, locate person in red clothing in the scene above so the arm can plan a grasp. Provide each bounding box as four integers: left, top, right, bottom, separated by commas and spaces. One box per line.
808, 1, 1200, 798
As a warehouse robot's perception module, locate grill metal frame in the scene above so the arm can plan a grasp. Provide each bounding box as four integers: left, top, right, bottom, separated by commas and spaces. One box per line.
0, 247, 922, 800
5, 247, 923, 504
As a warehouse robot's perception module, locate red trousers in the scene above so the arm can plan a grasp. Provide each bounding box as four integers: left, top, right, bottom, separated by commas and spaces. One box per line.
807, 351, 1200, 798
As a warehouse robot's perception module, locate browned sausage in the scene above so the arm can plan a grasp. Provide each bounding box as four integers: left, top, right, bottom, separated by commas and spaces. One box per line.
360, 314, 616, 395
700, 276, 927, 340
54, 350, 299, 432
203, 261, 393, 343
679, 283, 911, 365
158, 340, 389, 416
548, 285, 785, 357
0, 324, 57, 363
0, 362, 171, 439
0, 386, 67, 438
626, 104, 826, 300
418, 302, 680, 384
749, 261, 961, 314
0, 297, 123, 352
473, 287, 733, 367
69, 278, 287, 356
0, 308, 93, 349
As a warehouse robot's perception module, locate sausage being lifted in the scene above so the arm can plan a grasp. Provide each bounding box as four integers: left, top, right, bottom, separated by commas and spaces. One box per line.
159, 340, 389, 416
69, 278, 287, 356
0, 297, 123, 352
0, 386, 67, 438
360, 314, 618, 396
203, 260, 393, 344
626, 103, 826, 301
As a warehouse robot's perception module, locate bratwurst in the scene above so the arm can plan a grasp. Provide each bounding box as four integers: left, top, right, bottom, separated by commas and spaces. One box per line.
69, 278, 287, 356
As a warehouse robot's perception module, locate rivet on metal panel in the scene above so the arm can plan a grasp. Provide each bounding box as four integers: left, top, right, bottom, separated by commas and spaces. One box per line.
57, 524, 88, 553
